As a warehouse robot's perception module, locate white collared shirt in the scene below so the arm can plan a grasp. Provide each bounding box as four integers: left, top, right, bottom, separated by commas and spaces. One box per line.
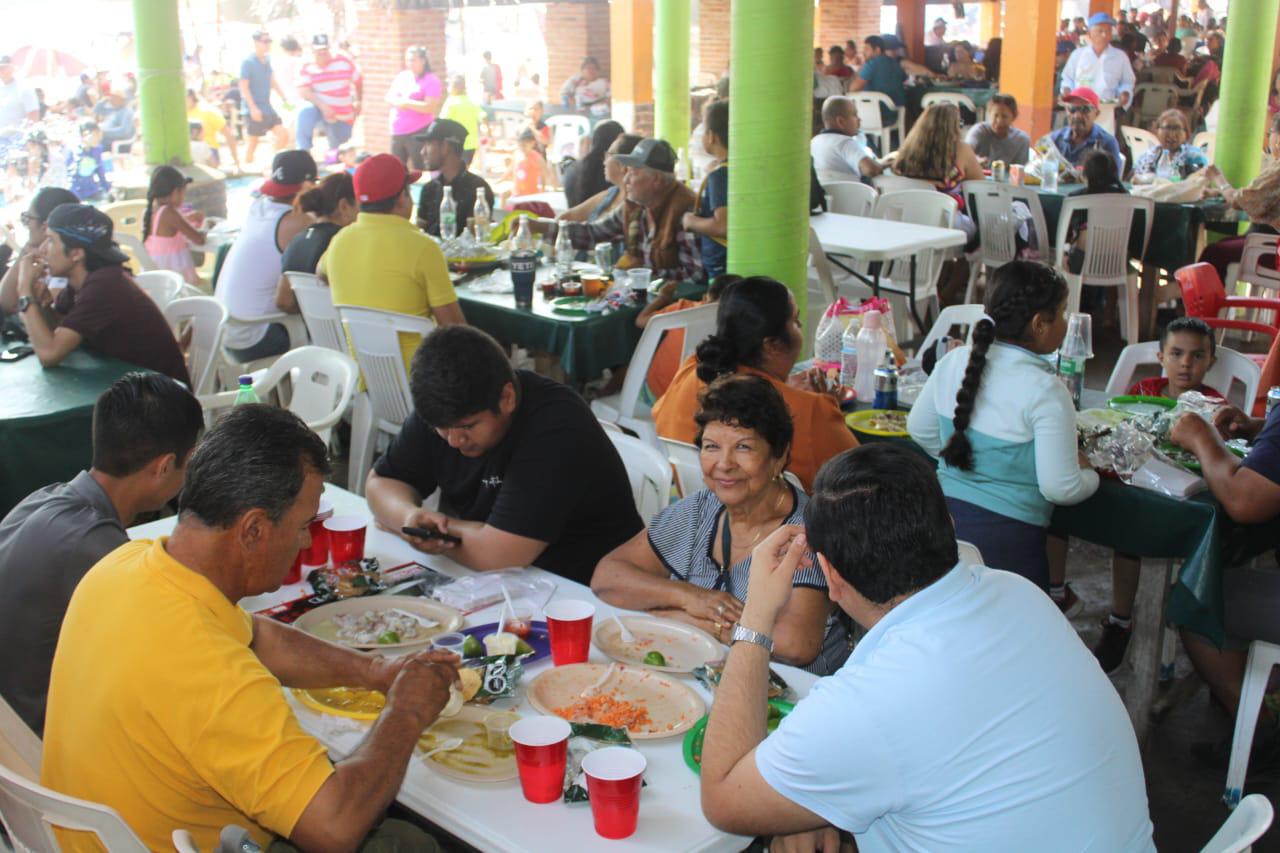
1060, 44, 1137, 101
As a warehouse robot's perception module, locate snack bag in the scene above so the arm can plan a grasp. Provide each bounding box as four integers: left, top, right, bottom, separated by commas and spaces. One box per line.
693, 658, 792, 701
459, 655, 524, 705
562, 723, 639, 803
306, 557, 386, 601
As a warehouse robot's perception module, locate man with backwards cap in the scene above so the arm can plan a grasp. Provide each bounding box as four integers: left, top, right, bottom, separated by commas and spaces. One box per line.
9, 203, 190, 384
1048, 86, 1124, 178
296, 34, 362, 155
414, 117, 495, 238
1060, 12, 1136, 109
0, 186, 79, 316
319, 153, 464, 372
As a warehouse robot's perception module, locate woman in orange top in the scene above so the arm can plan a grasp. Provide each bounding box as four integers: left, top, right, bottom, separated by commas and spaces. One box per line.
652, 276, 857, 490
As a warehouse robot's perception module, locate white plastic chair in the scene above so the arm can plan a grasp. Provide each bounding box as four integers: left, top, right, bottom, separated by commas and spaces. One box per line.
956, 539, 984, 566
824, 180, 877, 217
1104, 341, 1261, 411
546, 114, 592, 163
173, 829, 201, 852
1226, 637, 1280, 808
921, 91, 978, 116
340, 306, 436, 495
1204, 794, 1274, 851
808, 226, 841, 308
871, 189, 960, 336
659, 437, 803, 500
590, 302, 718, 449
915, 304, 988, 362
199, 346, 358, 444
218, 312, 310, 388
1133, 83, 1181, 128
871, 174, 936, 194
606, 429, 673, 523
0, 694, 40, 783
848, 92, 905, 156
1194, 130, 1215, 161
135, 270, 186, 309
1054, 194, 1154, 344
1235, 234, 1280, 341
288, 273, 348, 354
960, 181, 1020, 303
0, 762, 148, 852
163, 297, 227, 396
115, 232, 157, 272
102, 200, 148, 243
1121, 126, 1159, 165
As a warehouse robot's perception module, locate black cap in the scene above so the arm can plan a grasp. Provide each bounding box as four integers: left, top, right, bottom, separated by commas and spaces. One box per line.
312, 34, 330, 48
261, 149, 318, 197
251, 29, 271, 42
28, 187, 80, 222
414, 118, 468, 148
613, 138, 677, 173
46, 204, 128, 264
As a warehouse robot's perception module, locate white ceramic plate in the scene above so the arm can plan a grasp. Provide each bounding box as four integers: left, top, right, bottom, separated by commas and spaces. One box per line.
293, 596, 463, 651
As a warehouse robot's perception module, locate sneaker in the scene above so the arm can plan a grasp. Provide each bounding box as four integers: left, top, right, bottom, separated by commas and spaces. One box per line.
1054, 584, 1083, 619
1092, 619, 1132, 674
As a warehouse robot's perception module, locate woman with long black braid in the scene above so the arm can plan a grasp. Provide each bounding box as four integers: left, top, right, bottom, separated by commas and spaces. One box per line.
907, 260, 1098, 591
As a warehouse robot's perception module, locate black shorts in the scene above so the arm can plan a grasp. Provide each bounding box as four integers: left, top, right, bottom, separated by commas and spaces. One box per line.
245, 110, 282, 137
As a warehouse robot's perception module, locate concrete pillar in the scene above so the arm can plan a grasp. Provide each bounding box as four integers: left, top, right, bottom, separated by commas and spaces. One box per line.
1089, 0, 1119, 17
131, 0, 190, 165
1000, 0, 1058, 140
728, 0, 813, 315
654, 0, 691, 151
978, 2, 1003, 44
897, 1, 927, 65
1216, 0, 1280, 188
352, 3, 447, 156
610, 0, 653, 134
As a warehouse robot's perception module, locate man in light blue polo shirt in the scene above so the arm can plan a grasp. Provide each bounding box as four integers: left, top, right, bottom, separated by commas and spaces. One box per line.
698, 444, 1154, 852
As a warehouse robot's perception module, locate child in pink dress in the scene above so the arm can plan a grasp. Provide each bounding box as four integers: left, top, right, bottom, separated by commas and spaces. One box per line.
143, 165, 206, 285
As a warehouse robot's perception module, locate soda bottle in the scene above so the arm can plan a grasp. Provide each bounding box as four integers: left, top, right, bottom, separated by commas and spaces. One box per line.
840, 321, 859, 388
513, 216, 536, 252
472, 192, 491, 242
439, 187, 457, 240
233, 375, 260, 406
1040, 145, 1060, 193
854, 310, 887, 402
555, 222, 574, 276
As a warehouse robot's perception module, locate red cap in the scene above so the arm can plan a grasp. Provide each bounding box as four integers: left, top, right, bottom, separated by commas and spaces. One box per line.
353, 153, 422, 203
1062, 87, 1101, 109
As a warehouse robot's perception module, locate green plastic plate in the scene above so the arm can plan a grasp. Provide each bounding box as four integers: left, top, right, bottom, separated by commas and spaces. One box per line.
683, 699, 793, 775
1107, 395, 1177, 416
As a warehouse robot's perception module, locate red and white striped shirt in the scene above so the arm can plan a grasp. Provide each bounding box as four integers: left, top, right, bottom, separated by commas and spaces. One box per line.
299, 55, 361, 121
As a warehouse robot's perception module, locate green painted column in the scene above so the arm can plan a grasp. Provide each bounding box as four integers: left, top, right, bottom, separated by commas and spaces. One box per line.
654, 0, 691, 150
727, 0, 813, 315
1214, 0, 1279, 189
132, 0, 191, 165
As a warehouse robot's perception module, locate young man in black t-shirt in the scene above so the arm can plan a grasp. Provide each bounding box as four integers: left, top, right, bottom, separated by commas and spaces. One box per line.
414, 118, 495, 238
366, 325, 642, 584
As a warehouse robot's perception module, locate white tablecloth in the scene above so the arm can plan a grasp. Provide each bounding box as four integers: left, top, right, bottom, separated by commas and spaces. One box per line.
128, 484, 816, 853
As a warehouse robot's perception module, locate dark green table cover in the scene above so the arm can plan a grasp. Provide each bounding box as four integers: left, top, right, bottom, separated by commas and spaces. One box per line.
0, 350, 146, 516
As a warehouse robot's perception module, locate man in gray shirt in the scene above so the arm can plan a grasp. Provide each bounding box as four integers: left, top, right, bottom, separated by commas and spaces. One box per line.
0, 372, 202, 734
964, 93, 1031, 166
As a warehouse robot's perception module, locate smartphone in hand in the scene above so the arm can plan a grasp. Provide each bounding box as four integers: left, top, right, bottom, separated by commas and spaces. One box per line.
402, 525, 462, 545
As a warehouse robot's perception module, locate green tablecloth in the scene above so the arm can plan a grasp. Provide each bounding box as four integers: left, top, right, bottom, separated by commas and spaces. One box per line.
456, 274, 704, 383
0, 350, 147, 516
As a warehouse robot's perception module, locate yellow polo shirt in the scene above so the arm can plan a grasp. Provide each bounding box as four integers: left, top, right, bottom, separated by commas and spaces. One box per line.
188, 102, 226, 138
318, 211, 459, 371
41, 539, 334, 852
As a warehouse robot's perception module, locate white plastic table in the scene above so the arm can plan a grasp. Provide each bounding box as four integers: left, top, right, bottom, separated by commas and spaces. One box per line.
810, 211, 968, 335
129, 484, 816, 853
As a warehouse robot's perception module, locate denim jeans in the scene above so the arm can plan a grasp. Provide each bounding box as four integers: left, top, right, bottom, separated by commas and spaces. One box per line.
296, 105, 354, 152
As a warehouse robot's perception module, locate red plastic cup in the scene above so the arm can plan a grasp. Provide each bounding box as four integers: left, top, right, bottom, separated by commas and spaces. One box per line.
509, 716, 571, 804
284, 551, 303, 584
299, 498, 334, 567
544, 600, 595, 666
582, 746, 647, 839
324, 515, 368, 565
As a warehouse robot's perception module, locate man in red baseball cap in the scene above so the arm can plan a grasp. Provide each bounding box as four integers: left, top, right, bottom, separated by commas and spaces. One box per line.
318, 153, 465, 371
1047, 86, 1123, 178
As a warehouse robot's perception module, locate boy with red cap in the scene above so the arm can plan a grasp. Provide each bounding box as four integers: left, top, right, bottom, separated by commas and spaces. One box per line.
318, 153, 465, 371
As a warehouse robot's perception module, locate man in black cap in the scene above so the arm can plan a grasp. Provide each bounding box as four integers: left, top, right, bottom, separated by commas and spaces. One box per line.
414, 118, 495, 238
239, 30, 289, 166
1, 187, 79, 317
556, 137, 703, 287
11, 204, 189, 383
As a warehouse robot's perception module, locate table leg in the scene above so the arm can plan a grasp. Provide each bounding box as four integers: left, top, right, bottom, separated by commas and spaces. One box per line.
908, 255, 927, 335
1124, 557, 1176, 747
1139, 265, 1163, 341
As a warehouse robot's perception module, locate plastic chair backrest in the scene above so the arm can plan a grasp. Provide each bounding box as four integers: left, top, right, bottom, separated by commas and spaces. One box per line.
960, 181, 1018, 267
659, 437, 703, 499
916, 304, 988, 359
1253, 333, 1280, 416
871, 174, 937, 194
1055, 195, 1153, 287
546, 115, 591, 162
163, 297, 226, 396
1193, 130, 1215, 161
339, 307, 435, 430
0, 762, 148, 852
1135, 83, 1180, 119
1121, 126, 1158, 163
1104, 340, 1262, 410
114, 233, 156, 272
808, 226, 839, 307
848, 92, 895, 132
257, 346, 358, 441
135, 270, 185, 309
873, 189, 957, 228
1237, 233, 1280, 294
1199, 793, 1274, 853
605, 429, 673, 523
615, 302, 718, 422
921, 91, 978, 113
1176, 262, 1229, 319
173, 829, 201, 853
0, 694, 40, 783
824, 180, 877, 217
103, 200, 148, 242
288, 273, 348, 354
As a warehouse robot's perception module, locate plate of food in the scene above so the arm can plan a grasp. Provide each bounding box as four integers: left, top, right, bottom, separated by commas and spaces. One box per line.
417, 705, 520, 782
294, 596, 463, 650
458, 621, 550, 664
1158, 439, 1245, 473
294, 666, 483, 721
1107, 395, 1177, 417
845, 409, 910, 436
683, 699, 793, 775
592, 615, 722, 673
527, 663, 705, 740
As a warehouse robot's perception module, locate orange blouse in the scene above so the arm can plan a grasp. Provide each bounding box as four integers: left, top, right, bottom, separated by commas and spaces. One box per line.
651, 357, 859, 491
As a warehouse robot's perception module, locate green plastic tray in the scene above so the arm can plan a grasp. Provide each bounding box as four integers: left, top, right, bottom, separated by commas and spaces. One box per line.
683, 698, 793, 775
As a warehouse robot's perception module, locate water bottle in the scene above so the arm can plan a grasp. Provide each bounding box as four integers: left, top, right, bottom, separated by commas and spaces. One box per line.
840, 322, 859, 388
513, 216, 536, 252
233, 375, 260, 406
853, 310, 887, 403
1040, 145, 1060, 193
555, 221, 574, 276
439, 187, 457, 240
472, 192, 490, 242
1155, 149, 1176, 181
1057, 355, 1086, 410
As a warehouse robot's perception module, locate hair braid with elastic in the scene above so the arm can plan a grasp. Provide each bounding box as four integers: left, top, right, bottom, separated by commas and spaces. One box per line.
141, 195, 154, 242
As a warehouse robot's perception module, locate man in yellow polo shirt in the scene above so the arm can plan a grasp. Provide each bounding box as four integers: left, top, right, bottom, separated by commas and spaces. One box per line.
319, 152, 466, 372
42, 405, 458, 852
186, 88, 242, 174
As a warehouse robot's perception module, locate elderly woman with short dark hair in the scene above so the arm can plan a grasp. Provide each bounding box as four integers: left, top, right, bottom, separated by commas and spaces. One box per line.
591, 374, 849, 674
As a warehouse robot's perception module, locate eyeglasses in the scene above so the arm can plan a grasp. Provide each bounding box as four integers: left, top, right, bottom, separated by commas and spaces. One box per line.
1066, 106, 1093, 115
1157, 124, 1187, 132
19, 212, 39, 228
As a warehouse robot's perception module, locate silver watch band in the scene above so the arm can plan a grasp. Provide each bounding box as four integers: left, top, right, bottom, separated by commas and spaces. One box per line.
731, 623, 774, 654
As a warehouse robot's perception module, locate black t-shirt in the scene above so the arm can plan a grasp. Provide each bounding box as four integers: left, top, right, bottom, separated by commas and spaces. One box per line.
282, 221, 341, 274
416, 169, 496, 238
373, 371, 643, 583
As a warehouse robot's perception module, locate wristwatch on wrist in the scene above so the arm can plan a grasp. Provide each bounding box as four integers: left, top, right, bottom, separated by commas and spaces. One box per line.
16, 295, 32, 314
731, 623, 774, 654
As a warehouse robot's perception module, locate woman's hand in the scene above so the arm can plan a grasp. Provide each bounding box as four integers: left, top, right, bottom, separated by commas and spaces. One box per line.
682, 585, 744, 629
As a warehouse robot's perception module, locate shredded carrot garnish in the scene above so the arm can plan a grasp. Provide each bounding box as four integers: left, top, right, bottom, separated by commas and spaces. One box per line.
553, 691, 653, 730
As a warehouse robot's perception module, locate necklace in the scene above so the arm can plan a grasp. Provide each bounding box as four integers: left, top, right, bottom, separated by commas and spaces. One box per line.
726, 480, 788, 554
